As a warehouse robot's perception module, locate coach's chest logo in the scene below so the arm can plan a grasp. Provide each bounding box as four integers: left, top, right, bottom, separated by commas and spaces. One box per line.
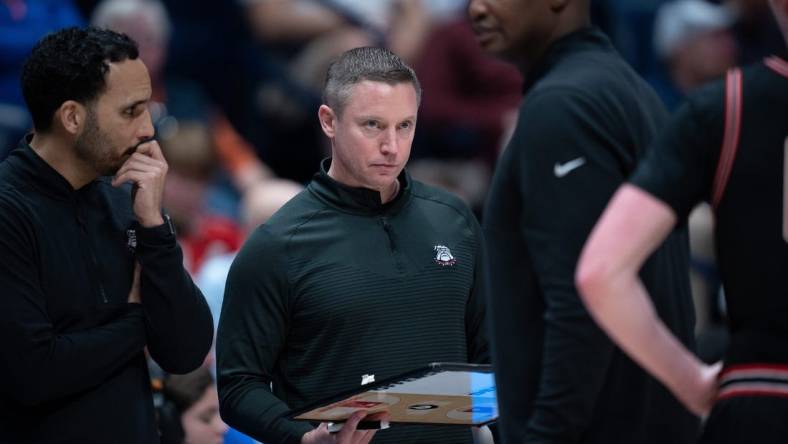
433, 245, 456, 267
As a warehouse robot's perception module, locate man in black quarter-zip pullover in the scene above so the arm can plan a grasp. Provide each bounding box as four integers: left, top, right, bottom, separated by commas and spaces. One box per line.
217, 47, 489, 444
0, 28, 213, 443
469, 0, 698, 443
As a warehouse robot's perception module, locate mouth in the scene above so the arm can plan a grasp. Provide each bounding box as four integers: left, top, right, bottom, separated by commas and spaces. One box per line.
472, 27, 501, 46
371, 164, 398, 172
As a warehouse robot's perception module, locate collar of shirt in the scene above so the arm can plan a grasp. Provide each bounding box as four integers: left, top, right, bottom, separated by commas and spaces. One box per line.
6, 134, 96, 201
522, 26, 615, 93
308, 157, 412, 216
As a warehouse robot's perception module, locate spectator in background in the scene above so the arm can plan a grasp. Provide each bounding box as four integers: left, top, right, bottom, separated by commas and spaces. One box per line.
652, 0, 738, 109
159, 366, 235, 444
469, 0, 698, 442
91, 0, 170, 102
0, 0, 84, 158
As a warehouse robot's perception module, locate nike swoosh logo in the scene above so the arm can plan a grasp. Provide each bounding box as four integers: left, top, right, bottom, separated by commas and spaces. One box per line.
554, 157, 586, 178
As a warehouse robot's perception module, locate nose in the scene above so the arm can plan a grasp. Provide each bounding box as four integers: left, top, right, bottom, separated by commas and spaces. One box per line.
379, 127, 398, 156
467, 0, 488, 23
137, 108, 155, 141
213, 416, 229, 436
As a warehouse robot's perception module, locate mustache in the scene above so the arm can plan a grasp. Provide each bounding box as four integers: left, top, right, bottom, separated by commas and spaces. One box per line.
123, 137, 155, 156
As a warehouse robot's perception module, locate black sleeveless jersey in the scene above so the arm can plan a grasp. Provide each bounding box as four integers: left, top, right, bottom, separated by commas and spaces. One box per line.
632, 57, 788, 364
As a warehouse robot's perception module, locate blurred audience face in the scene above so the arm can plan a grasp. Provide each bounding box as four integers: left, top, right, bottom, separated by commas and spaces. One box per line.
672, 29, 738, 91
180, 385, 227, 444
91, 0, 171, 80
319, 80, 418, 196
468, 0, 554, 61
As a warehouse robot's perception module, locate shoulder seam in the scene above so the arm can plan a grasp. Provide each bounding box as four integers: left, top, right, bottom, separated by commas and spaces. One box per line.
410, 189, 477, 245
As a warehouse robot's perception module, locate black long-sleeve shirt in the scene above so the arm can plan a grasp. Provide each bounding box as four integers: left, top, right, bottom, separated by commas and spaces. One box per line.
483, 28, 698, 444
0, 139, 214, 443
218, 160, 488, 444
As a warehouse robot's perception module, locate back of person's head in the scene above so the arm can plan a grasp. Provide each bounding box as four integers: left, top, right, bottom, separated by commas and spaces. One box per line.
21, 27, 139, 133
322, 46, 421, 117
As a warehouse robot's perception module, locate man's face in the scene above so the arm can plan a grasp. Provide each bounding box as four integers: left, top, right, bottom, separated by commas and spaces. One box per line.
468, 0, 555, 61
323, 80, 418, 194
75, 58, 154, 176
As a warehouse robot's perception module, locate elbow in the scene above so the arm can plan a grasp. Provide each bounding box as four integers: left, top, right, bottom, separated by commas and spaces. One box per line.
574, 255, 614, 311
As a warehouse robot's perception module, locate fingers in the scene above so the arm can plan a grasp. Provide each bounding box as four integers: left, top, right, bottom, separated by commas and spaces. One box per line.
336, 411, 367, 442
111, 170, 159, 189
135, 139, 166, 162
355, 429, 377, 444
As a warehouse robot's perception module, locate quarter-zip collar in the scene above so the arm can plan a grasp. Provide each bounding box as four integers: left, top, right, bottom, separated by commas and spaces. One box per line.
522, 26, 616, 93
308, 158, 412, 216
6, 134, 97, 201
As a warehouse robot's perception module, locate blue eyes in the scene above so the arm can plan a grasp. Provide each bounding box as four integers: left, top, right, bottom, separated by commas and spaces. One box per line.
363, 121, 413, 130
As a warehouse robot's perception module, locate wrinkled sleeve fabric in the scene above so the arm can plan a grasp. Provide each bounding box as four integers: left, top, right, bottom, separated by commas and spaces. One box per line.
630, 87, 724, 220
217, 226, 312, 444
0, 193, 147, 406
513, 88, 633, 442
135, 220, 214, 374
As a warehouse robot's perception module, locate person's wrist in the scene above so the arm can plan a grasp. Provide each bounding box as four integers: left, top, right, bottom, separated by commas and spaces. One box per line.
138, 213, 165, 228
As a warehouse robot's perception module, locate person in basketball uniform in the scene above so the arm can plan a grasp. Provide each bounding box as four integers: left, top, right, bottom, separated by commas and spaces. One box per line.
576, 1, 788, 441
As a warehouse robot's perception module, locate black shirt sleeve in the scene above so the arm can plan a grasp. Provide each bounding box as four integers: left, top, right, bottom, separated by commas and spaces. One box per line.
135, 219, 214, 374
216, 227, 313, 444
630, 84, 725, 220
512, 88, 635, 442
0, 194, 147, 406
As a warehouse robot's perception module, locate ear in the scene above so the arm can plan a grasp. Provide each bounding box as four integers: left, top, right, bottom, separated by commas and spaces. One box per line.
57, 100, 87, 136
318, 104, 337, 138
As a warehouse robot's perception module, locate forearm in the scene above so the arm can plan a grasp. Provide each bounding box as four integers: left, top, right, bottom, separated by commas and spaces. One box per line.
219, 378, 313, 444
136, 224, 213, 373
3, 305, 146, 406
582, 273, 706, 409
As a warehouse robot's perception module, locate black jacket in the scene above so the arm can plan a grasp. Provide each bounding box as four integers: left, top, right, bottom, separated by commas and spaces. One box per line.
0, 139, 213, 443
483, 28, 698, 443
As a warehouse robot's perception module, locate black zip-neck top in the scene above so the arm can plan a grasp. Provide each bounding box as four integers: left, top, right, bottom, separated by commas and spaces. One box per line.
218, 159, 489, 444
0, 138, 213, 443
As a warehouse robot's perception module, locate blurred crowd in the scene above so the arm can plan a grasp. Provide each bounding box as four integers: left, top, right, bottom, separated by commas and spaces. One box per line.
1, 0, 785, 442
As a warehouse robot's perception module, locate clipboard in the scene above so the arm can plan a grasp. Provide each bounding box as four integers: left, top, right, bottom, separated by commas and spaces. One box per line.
287, 363, 498, 427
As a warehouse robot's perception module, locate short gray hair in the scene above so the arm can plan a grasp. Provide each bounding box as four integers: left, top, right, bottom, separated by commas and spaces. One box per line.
323, 47, 421, 116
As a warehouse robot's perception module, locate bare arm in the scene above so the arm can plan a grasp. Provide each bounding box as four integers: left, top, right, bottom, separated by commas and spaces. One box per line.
576, 184, 720, 416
